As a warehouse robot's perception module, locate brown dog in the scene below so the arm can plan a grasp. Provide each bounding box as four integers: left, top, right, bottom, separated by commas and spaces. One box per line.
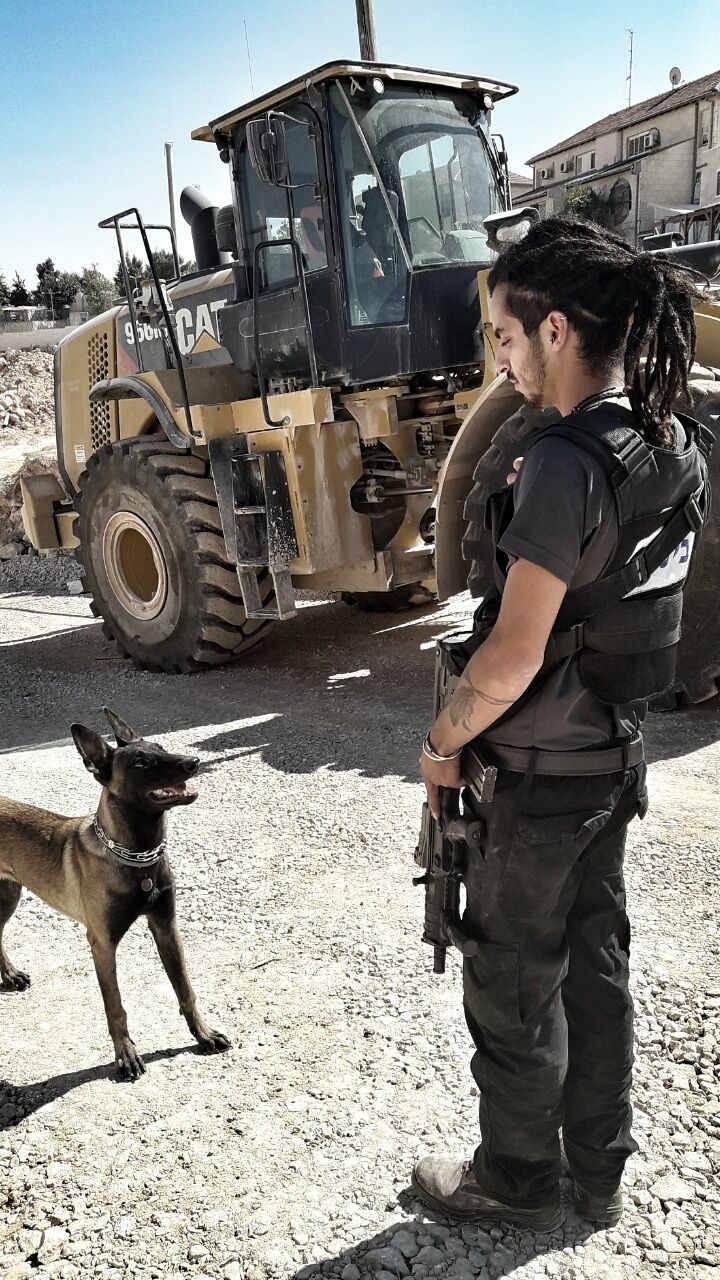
0, 708, 230, 1079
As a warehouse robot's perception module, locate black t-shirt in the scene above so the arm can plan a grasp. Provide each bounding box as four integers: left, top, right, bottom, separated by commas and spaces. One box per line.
483, 422, 643, 750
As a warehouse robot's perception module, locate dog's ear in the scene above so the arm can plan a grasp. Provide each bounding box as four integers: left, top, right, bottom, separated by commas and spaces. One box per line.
103, 708, 139, 745
71, 724, 114, 782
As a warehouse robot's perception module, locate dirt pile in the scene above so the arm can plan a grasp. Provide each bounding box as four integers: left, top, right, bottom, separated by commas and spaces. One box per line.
0, 348, 55, 444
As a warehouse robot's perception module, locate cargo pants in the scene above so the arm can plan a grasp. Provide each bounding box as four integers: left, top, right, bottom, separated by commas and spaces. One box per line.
461, 761, 647, 1207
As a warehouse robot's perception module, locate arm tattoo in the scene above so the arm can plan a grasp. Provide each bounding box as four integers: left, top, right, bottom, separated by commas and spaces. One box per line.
448, 674, 515, 730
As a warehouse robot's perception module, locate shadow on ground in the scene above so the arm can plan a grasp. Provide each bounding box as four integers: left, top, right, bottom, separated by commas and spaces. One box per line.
0, 1043, 200, 1130
289, 1187, 598, 1280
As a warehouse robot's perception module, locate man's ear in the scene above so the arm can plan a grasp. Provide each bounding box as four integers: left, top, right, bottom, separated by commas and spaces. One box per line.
103, 707, 139, 745
71, 724, 114, 782
544, 309, 570, 352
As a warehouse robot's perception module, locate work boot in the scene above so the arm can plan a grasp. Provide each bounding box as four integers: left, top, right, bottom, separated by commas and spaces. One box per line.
412, 1157, 564, 1232
571, 1178, 623, 1227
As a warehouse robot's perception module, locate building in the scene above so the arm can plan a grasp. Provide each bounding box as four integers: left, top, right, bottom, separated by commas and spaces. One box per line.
509, 169, 534, 205
523, 68, 720, 245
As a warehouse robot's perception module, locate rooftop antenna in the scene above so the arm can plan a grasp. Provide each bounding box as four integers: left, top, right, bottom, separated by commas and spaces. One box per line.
244, 19, 255, 97
626, 28, 634, 107
669, 65, 682, 87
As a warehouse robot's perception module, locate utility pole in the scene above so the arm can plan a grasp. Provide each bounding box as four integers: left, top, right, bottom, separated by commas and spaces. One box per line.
626, 29, 634, 108
355, 0, 377, 62
164, 142, 177, 244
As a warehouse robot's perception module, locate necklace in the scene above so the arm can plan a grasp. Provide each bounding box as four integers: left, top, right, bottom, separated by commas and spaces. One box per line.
92, 817, 166, 867
573, 386, 626, 414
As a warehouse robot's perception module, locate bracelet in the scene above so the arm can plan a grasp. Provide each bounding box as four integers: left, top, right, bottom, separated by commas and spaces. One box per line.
422, 732, 462, 763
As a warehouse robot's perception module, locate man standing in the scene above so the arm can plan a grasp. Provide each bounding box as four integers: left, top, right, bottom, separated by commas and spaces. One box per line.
413, 217, 710, 1232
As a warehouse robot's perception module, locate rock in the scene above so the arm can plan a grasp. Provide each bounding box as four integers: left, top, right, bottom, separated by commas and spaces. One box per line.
188, 1244, 209, 1261
411, 1246, 447, 1268
363, 1246, 410, 1275
222, 1265, 243, 1280
36, 1227, 69, 1263
341, 1267, 361, 1280
66, 579, 85, 595
651, 1174, 696, 1202
390, 1231, 420, 1260
0, 541, 23, 558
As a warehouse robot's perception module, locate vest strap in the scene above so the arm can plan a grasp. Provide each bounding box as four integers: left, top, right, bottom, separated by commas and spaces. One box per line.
556, 482, 706, 629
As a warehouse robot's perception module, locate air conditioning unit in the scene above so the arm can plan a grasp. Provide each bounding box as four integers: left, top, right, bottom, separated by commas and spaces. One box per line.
560, 160, 574, 173
540, 165, 555, 181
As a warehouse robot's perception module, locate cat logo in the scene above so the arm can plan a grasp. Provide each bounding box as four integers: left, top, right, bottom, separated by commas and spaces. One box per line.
175, 300, 226, 356
122, 298, 228, 354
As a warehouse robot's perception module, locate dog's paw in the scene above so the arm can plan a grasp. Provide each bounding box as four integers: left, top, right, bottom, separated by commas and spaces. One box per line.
1, 964, 31, 991
115, 1038, 146, 1080
194, 1027, 232, 1054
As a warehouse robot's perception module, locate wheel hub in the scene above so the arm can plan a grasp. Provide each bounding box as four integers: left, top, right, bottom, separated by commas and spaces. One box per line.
103, 512, 168, 620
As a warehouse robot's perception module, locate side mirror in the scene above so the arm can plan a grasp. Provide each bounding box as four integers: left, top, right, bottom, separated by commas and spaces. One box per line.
483, 207, 540, 253
246, 112, 289, 186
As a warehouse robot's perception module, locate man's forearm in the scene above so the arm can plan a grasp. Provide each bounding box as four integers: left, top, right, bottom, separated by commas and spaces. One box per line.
430, 632, 542, 755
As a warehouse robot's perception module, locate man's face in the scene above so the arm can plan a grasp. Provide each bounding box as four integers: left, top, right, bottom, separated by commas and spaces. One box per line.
489, 284, 548, 407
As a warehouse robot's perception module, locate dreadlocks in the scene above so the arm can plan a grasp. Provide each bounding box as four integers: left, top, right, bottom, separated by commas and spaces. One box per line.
487, 215, 699, 446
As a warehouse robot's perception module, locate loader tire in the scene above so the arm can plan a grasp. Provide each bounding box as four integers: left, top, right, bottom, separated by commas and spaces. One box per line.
74, 438, 275, 672
663, 374, 720, 705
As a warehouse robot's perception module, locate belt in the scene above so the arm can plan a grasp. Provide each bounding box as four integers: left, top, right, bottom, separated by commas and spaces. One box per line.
472, 732, 644, 777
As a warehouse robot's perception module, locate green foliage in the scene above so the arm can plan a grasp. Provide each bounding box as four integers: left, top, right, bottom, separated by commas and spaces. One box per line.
114, 253, 145, 297
34, 258, 80, 314
114, 250, 195, 297
562, 185, 607, 226
80, 264, 116, 318
0, 273, 9, 306
9, 273, 31, 306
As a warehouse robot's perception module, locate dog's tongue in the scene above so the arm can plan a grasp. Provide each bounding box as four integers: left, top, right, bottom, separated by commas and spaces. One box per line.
166, 781, 197, 797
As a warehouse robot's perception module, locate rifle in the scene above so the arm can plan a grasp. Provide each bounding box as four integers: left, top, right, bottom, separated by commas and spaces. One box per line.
413, 634, 498, 974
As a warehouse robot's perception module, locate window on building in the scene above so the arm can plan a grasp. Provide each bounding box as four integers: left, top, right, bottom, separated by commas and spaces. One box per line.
575, 150, 596, 175
716, 169, 720, 197
699, 106, 712, 148
627, 129, 661, 158
693, 171, 701, 206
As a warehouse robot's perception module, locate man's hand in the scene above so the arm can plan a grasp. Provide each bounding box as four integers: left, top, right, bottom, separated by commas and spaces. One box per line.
507, 456, 523, 485
420, 749, 462, 820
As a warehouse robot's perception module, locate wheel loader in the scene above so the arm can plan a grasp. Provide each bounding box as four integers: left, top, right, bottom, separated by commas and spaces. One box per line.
21, 59, 720, 699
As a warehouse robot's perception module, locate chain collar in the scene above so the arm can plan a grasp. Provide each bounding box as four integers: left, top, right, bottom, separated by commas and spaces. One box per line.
572, 386, 626, 414
92, 817, 166, 867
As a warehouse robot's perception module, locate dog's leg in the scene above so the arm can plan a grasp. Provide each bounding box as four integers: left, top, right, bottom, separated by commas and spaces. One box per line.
0, 879, 30, 991
86, 928, 146, 1079
146, 906, 231, 1054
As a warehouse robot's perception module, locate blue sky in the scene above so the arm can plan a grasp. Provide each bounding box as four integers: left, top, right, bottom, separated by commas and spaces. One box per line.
1, 0, 718, 286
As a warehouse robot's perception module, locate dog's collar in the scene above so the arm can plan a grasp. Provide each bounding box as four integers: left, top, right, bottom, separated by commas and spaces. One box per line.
92, 817, 166, 867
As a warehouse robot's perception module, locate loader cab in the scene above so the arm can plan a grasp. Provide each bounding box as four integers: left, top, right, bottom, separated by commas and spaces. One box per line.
196, 62, 516, 397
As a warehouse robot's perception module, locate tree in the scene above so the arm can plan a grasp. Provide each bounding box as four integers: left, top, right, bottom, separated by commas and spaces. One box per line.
9, 273, 31, 306
562, 185, 606, 226
80, 264, 115, 317
114, 253, 145, 297
0, 273, 9, 307
34, 258, 80, 316
114, 250, 195, 297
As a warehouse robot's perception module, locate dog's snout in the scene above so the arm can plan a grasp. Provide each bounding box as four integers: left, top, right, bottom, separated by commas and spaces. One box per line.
184, 756, 200, 776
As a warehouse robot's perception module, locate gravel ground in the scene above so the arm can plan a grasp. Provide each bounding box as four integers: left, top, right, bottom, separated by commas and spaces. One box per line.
0, 565, 718, 1280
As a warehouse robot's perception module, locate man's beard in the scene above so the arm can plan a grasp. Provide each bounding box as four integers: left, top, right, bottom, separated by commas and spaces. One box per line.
522, 333, 548, 407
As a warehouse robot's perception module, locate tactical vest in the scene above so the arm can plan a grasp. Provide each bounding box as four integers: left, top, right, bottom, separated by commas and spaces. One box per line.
478, 403, 713, 706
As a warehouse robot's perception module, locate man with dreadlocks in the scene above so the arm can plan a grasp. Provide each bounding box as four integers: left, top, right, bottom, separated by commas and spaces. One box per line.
413, 216, 712, 1232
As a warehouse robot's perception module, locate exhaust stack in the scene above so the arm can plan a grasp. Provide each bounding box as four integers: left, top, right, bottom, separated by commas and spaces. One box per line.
180, 185, 232, 271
